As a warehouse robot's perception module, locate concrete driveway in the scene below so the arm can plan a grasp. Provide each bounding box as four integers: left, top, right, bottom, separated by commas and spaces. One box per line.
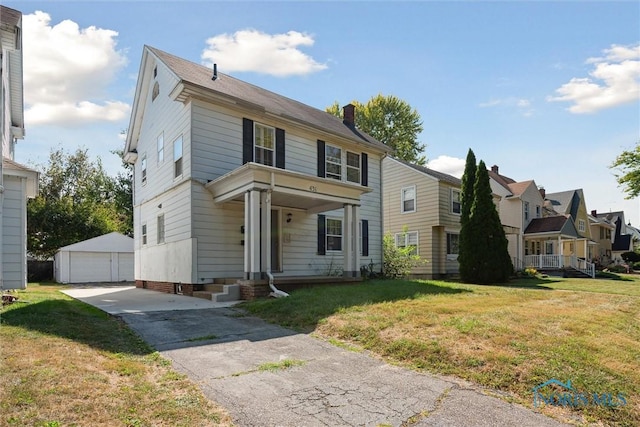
64, 286, 569, 427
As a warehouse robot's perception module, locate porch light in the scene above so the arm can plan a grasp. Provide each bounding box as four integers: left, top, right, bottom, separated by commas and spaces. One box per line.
287, 213, 292, 223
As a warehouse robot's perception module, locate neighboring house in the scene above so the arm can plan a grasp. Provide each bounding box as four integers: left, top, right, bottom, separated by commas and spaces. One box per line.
596, 211, 638, 264
488, 165, 545, 269
543, 189, 595, 259
1, 6, 38, 290
124, 46, 390, 299
54, 232, 134, 284
382, 157, 462, 279
589, 210, 614, 266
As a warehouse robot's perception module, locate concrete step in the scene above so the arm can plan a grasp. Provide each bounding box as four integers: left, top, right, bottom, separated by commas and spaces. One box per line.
193, 291, 215, 300
193, 284, 241, 302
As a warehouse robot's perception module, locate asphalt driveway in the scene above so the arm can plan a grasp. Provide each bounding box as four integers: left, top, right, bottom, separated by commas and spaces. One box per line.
64, 286, 569, 426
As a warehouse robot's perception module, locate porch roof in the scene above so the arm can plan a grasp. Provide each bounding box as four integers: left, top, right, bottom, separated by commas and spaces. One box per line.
524, 215, 581, 239
205, 162, 371, 214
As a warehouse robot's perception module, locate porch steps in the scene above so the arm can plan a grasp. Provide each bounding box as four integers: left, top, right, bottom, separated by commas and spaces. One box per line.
192, 282, 241, 302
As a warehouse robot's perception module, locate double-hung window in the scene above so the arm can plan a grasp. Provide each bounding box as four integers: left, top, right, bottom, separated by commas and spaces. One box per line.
254, 123, 275, 166
141, 155, 147, 186
524, 202, 530, 221
346, 152, 360, 184
157, 214, 165, 244
326, 218, 343, 251
451, 190, 461, 214
401, 186, 416, 213
578, 219, 586, 232
325, 145, 342, 180
446, 233, 459, 259
142, 224, 147, 245
157, 133, 164, 163
174, 136, 183, 178
395, 231, 418, 255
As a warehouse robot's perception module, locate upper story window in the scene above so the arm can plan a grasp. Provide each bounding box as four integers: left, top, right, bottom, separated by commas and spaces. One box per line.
174, 135, 183, 178
254, 123, 275, 166
395, 231, 418, 255
141, 154, 147, 186
142, 224, 147, 245
346, 152, 360, 184
524, 202, 530, 221
152, 81, 160, 101
326, 218, 343, 251
401, 186, 416, 213
451, 189, 461, 215
157, 133, 164, 163
578, 219, 586, 232
325, 145, 342, 180
536, 205, 541, 218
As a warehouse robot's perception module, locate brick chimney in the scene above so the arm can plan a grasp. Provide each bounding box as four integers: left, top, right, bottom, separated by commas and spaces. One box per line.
591, 210, 597, 216
539, 186, 546, 199
343, 104, 355, 126
491, 165, 499, 174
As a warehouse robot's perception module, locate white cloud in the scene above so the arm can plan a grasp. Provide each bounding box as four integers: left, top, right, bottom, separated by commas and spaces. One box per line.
201, 29, 328, 77
479, 97, 534, 117
427, 155, 465, 178
548, 43, 640, 114
22, 11, 129, 126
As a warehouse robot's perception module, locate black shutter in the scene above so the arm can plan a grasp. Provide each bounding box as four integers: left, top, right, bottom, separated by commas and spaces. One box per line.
317, 140, 325, 177
242, 118, 253, 164
362, 219, 369, 257
361, 152, 368, 186
317, 214, 326, 255
276, 128, 285, 169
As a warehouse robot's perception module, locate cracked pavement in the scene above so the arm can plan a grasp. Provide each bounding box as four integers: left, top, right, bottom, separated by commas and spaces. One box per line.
118, 306, 569, 427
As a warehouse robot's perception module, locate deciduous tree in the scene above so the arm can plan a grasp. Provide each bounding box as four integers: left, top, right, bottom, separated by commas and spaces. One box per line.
611, 141, 640, 199
327, 94, 426, 164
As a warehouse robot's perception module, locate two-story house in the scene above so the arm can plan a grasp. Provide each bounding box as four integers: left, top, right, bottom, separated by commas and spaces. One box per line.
588, 210, 614, 266
124, 46, 390, 299
488, 165, 545, 269
595, 211, 638, 264
1, 6, 38, 290
382, 157, 462, 278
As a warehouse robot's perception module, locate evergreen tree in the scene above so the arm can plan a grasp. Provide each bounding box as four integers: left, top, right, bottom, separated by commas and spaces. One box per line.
458, 149, 477, 282
466, 161, 513, 284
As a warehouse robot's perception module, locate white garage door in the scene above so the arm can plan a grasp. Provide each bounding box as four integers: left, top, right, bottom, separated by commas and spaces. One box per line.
117, 253, 134, 281
69, 252, 111, 283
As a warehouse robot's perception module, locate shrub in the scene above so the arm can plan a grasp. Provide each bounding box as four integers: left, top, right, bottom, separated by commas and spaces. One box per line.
606, 264, 628, 274
522, 267, 538, 278
382, 232, 422, 279
621, 251, 640, 263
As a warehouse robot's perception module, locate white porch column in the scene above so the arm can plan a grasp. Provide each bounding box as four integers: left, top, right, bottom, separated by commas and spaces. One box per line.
244, 191, 251, 278
261, 191, 272, 275
343, 204, 360, 278
558, 235, 563, 267
248, 189, 261, 280
343, 204, 354, 277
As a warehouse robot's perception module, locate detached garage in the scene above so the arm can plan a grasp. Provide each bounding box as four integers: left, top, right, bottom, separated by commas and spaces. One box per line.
54, 232, 134, 284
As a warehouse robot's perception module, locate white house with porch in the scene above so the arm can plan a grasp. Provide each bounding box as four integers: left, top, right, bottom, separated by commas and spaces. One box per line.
124, 46, 389, 299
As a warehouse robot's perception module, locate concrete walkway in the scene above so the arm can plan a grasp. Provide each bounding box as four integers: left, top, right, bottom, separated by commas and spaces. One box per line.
64, 286, 569, 427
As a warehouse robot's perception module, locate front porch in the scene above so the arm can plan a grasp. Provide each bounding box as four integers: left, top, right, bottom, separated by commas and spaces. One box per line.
524, 254, 595, 278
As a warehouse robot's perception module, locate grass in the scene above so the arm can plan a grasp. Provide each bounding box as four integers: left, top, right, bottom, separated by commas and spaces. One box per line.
0, 283, 232, 427
241, 275, 640, 426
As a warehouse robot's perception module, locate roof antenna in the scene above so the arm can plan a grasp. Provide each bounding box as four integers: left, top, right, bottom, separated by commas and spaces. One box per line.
212, 63, 218, 81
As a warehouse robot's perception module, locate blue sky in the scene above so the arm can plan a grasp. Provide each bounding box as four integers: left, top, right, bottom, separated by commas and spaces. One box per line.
6, 1, 640, 223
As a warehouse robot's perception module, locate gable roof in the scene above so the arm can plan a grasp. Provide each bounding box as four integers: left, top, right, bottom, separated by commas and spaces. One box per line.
612, 234, 632, 252
524, 215, 580, 238
507, 180, 535, 197
58, 232, 133, 253
544, 189, 585, 220
488, 169, 516, 192
126, 46, 390, 155
0, 5, 21, 27
390, 157, 461, 186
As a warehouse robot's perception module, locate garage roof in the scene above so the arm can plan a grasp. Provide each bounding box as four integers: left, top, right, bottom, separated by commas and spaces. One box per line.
58, 232, 133, 253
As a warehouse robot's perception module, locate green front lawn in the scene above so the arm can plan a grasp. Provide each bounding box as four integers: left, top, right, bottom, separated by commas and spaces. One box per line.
242, 275, 640, 426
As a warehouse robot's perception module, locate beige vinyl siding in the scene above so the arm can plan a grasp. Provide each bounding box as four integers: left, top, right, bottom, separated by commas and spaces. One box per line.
382, 158, 461, 278
1, 176, 27, 289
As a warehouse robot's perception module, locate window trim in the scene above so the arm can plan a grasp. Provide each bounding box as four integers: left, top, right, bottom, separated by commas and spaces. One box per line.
446, 232, 459, 260
254, 122, 275, 166
142, 224, 147, 245
157, 132, 164, 164
157, 214, 165, 244
524, 201, 530, 221
401, 185, 416, 214
395, 230, 419, 255
451, 189, 461, 215
173, 135, 183, 178
326, 217, 343, 252
141, 154, 147, 186
578, 219, 586, 232
325, 144, 342, 181
346, 151, 361, 184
